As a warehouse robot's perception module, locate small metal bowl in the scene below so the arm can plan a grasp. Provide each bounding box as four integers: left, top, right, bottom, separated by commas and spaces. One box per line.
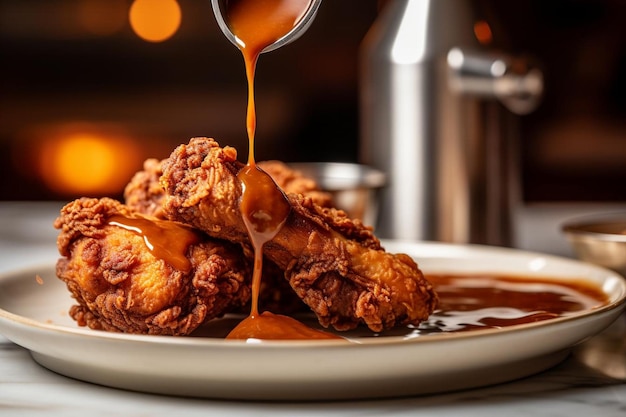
288, 162, 386, 226
562, 213, 626, 276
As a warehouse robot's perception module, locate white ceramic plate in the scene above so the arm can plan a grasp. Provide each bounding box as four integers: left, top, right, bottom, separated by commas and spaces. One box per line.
1, 241, 625, 400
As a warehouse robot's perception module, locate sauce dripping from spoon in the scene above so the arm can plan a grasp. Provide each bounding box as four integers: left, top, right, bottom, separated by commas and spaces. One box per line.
222, 0, 313, 148
222, 0, 341, 340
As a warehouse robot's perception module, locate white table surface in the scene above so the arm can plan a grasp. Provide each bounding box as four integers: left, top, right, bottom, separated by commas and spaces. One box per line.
1, 201, 626, 417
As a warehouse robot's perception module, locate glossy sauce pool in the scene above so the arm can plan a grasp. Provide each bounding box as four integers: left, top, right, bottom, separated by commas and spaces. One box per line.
412, 273, 607, 336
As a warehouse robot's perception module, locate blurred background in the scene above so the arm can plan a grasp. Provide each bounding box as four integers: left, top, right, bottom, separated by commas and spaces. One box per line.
1, 0, 625, 205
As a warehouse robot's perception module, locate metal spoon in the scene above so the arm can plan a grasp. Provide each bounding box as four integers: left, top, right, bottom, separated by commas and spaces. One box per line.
211, 0, 322, 53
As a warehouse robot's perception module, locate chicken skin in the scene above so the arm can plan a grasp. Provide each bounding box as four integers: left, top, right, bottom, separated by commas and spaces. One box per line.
54, 197, 251, 335
160, 137, 438, 332
257, 160, 333, 208
123, 158, 167, 219
124, 158, 332, 218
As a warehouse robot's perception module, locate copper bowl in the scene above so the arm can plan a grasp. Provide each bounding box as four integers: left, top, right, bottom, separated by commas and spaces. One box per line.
562, 212, 626, 276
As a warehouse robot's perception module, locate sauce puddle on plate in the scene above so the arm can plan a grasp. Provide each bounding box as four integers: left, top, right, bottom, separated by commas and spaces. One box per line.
193, 273, 609, 339
384, 273, 608, 337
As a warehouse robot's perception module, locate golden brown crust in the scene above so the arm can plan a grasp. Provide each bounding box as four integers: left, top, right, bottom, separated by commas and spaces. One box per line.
123, 156, 333, 219
123, 158, 167, 219
258, 160, 333, 208
54, 197, 251, 335
161, 137, 438, 332
55, 138, 437, 335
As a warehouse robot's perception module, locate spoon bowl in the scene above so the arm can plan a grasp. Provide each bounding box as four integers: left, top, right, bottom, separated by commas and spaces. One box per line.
211, 0, 322, 53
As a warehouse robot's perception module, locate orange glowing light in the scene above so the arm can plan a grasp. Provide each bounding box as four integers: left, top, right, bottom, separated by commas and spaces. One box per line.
129, 0, 182, 43
473, 20, 493, 45
38, 132, 141, 196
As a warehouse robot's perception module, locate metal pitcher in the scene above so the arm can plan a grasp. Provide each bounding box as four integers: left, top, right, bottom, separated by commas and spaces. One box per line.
359, 0, 542, 245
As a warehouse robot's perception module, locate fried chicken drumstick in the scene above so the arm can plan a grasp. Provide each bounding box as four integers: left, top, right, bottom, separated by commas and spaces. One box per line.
54, 197, 251, 335
161, 137, 437, 332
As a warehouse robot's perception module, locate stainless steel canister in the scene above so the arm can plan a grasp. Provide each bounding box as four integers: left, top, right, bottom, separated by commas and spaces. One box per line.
359, 0, 542, 245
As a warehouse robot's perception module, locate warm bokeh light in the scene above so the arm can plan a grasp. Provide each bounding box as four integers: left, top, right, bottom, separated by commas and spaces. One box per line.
129, 0, 182, 43
37, 130, 142, 196
473, 20, 493, 45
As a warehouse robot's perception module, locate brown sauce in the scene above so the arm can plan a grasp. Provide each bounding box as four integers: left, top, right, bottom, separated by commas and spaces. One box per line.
398, 273, 608, 336
226, 311, 340, 340
237, 164, 290, 319
108, 214, 200, 273
221, 0, 337, 340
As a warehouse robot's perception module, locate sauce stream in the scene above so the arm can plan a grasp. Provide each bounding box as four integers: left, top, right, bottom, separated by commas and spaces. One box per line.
224, 0, 314, 159
222, 0, 335, 340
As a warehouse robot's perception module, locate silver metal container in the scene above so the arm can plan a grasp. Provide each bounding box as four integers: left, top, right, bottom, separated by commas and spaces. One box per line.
359, 0, 542, 245
289, 162, 385, 227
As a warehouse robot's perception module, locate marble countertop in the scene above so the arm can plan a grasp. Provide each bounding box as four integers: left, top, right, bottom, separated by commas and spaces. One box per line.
1, 202, 626, 417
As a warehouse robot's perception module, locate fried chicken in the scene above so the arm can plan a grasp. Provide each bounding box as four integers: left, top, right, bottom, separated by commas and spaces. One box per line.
122, 157, 312, 315
123, 158, 332, 218
121, 154, 333, 316
257, 160, 333, 208
54, 197, 251, 335
124, 158, 167, 219
160, 137, 438, 332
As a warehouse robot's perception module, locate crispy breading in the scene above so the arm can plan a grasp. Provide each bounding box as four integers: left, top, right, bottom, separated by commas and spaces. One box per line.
54, 197, 251, 335
161, 137, 438, 332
